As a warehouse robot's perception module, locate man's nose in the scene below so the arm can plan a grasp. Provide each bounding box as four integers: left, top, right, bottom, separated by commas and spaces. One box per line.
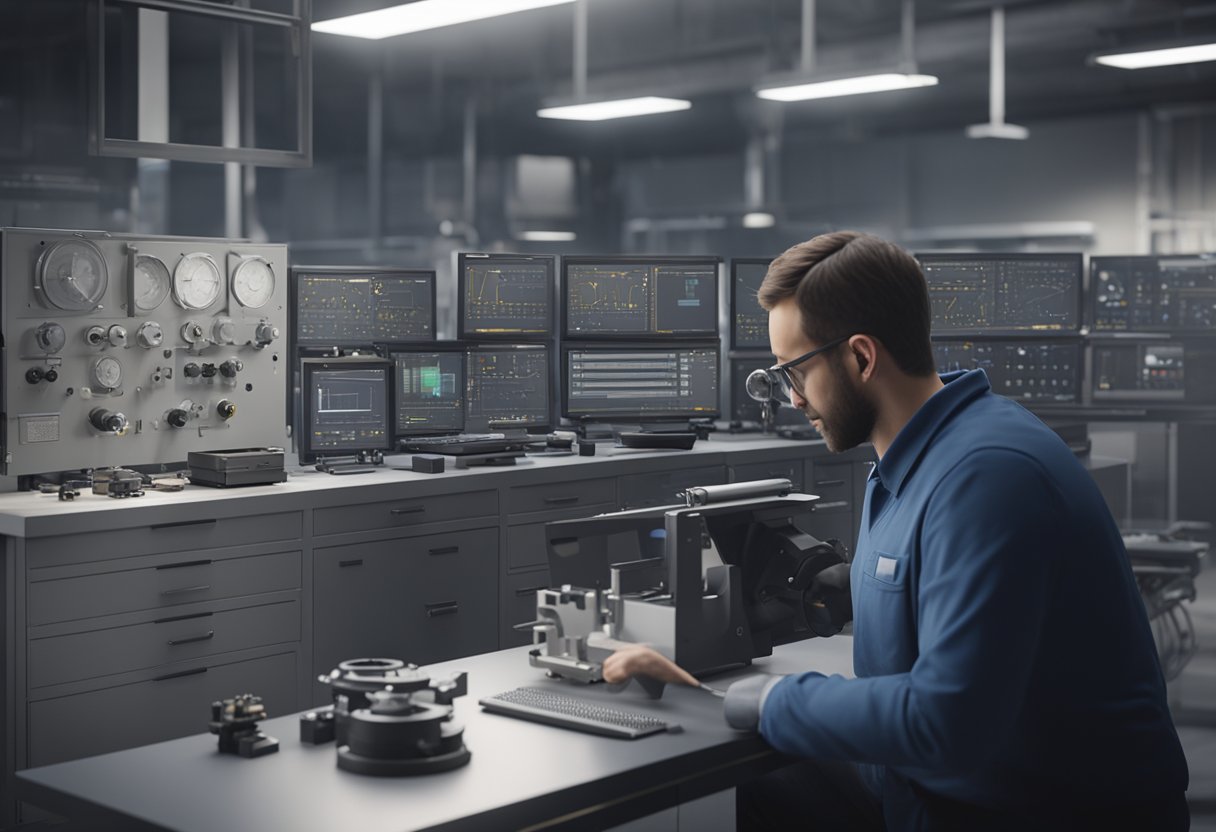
791, 389, 808, 409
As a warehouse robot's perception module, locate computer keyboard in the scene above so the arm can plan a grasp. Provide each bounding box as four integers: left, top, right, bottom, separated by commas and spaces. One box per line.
399, 433, 522, 455
479, 687, 679, 739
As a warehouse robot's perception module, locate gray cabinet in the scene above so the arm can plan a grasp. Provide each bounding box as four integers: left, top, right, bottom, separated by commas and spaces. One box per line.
618, 465, 727, 509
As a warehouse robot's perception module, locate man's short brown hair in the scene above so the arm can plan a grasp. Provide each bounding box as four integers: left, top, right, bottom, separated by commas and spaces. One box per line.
758, 231, 935, 377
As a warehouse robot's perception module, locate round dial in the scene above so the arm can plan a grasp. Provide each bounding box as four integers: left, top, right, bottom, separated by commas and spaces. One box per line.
172, 253, 222, 310
92, 356, 123, 389
231, 256, 275, 309
133, 254, 171, 312
36, 239, 109, 311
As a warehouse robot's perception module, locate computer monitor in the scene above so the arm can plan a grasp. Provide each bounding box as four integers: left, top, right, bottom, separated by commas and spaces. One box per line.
1090, 340, 1216, 404
465, 345, 552, 431
458, 253, 554, 340
562, 256, 719, 338
729, 357, 812, 425
290, 266, 435, 347
563, 344, 720, 421
391, 346, 466, 436
298, 357, 393, 462
731, 258, 773, 351
1089, 255, 1216, 333
916, 253, 1082, 336
932, 340, 1081, 403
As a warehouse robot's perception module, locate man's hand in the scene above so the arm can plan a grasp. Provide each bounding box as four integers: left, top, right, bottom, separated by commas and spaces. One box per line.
602, 645, 699, 687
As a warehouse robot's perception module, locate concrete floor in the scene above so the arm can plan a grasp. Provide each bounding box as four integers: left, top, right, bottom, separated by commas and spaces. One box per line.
1171, 559, 1216, 830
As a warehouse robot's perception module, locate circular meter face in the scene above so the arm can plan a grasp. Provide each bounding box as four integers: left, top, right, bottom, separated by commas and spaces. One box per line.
36, 239, 109, 311
92, 356, 123, 389
133, 254, 171, 312
231, 256, 275, 309
172, 253, 222, 310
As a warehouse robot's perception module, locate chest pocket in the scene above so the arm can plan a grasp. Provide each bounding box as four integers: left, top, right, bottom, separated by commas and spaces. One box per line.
856, 549, 917, 674
863, 550, 909, 592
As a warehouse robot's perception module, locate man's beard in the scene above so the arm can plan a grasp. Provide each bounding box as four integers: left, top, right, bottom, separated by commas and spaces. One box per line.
805, 356, 876, 453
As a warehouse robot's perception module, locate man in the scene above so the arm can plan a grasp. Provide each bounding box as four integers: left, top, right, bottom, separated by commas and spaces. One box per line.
603, 231, 1189, 830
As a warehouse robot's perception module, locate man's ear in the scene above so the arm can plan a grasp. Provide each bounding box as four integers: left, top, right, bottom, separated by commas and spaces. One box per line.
851, 335, 878, 379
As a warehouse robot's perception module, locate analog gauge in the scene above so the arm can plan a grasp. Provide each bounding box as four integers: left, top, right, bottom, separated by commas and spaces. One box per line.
133, 254, 171, 312
172, 252, 222, 310
36, 239, 109, 311
231, 256, 275, 309
92, 356, 123, 389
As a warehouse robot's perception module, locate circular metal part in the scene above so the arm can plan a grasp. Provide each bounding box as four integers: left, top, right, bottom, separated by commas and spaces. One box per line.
255, 321, 280, 345
181, 320, 206, 345
172, 252, 222, 310
167, 408, 189, 428
89, 407, 128, 433
33, 322, 66, 354
219, 359, 243, 378
231, 256, 275, 309
211, 316, 236, 345
107, 325, 128, 348
36, 239, 109, 311
25, 367, 44, 384
137, 321, 164, 348
133, 254, 171, 312
217, 399, 237, 420
84, 325, 107, 347
92, 356, 123, 389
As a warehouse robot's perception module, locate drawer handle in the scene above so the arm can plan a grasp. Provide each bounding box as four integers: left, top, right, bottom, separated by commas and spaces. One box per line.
152, 519, 217, 531
153, 667, 208, 682
428, 546, 459, 556
155, 611, 214, 624
425, 601, 459, 618
339, 559, 364, 568
168, 630, 215, 647
515, 585, 547, 597
161, 584, 211, 597
543, 496, 580, 505
156, 559, 213, 571
816, 501, 849, 510
390, 506, 426, 516
815, 479, 846, 488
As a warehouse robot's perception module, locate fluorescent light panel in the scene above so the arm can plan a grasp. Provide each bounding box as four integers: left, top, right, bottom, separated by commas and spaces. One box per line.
742, 212, 776, 229
518, 230, 576, 241
537, 97, 691, 121
756, 73, 939, 102
313, 0, 575, 40
1093, 42, 1216, 69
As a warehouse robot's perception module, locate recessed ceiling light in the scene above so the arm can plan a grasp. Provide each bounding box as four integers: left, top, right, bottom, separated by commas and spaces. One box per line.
313, 0, 576, 40
756, 72, 939, 102
537, 97, 692, 121
517, 230, 577, 242
742, 212, 776, 229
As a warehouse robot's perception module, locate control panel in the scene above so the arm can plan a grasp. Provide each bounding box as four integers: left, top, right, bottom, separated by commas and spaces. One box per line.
933, 340, 1081, 403
1, 228, 288, 478
1090, 256, 1216, 332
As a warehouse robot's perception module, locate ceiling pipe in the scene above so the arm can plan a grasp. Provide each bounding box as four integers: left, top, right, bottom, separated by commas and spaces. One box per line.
966, 6, 1029, 139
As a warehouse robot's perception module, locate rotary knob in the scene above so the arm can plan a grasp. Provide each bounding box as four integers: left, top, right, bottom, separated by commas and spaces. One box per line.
217, 399, 237, 420
166, 408, 189, 428
84, 325, 107, 347
200, 363, 218, 378
107, 325, 128, 347
181, 320, 206, 345
255, 322, 280, 345
219, 359, 244, 378
184, 362, 202, 379
137, 321, 164, 348
212, 317, 236, 345
89, 408, 128, 434
33, 322, 66, 354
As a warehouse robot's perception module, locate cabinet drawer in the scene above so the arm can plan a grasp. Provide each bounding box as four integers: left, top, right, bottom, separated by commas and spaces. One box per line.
808, 462, 853, 514
508, 521, 565, 572
29, 550, 302, 626
507, 477, 616, 516
313, 489, 497, 537
28, 651, 297, 767
30, 599, 300, 689
729, 461, 804, 491
501, 569, 551, 649
618, 465, 726, 509
313, 528, 498, 673
26, 511, 303, 567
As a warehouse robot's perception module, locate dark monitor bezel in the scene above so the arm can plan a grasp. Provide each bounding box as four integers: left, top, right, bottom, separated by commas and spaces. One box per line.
1088, 255, 1216, 334
297, 356, 395, 463
729, 257, 775, 351
387, 342, 468, 438
915, 252, 1084, 337
289, 265, 437, 348
456, 252, 556, 341
1086, 337, 1203, 404
930, 337, 1085, 405
561, 341, 722, 422
464, 343, 554, 432
560, 255, 721, 340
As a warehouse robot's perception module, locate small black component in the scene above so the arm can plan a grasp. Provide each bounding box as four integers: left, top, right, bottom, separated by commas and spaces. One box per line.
617, 431, 697, 451
92, 468, 145, 498
25, 367, 44, 384
299, 706, 336, 745
208, 693, 279, 758
220, 359, 244, 378
187, 448, 285, 488
183, 363, 202, 378
412, 454, 445, 474
89, 408, 127, 433
577, 440, 597, 457
43, 368, 58, 382
200, 363, 218, 378
216, 399, 237, 420
167, 408, 189, 428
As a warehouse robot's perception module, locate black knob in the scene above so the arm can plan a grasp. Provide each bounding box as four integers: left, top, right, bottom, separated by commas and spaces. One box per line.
217, 400, 237, 420
200, 363, 218, 378
219, 359, 243, 378
25, 367, 44, 384
89, 408, 127, 433
43, 368, 58, 383
167, 408, 189, 428
184, 363, 202, 378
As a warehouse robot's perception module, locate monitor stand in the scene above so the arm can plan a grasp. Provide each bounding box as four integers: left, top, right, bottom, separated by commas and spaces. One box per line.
314, 450, 385, 475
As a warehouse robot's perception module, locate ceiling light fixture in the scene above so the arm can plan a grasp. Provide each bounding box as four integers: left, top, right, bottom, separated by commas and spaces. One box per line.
1092, 41, 1216, 70
518, 230, 577, 242
537, 97, 691, 121
312, 0, 575, 40
742, 212, 776, 229
967, 6, 1028, 140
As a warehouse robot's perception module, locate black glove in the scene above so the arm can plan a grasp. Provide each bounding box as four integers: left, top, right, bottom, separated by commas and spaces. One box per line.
806, 562, 852, 637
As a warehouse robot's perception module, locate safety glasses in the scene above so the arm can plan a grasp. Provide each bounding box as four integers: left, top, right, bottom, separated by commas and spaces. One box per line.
746, 335, 851, 404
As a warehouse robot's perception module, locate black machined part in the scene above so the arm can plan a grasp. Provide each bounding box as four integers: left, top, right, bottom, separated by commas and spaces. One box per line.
299, 706, 335, 745
337, 688, 471, 777
208, 694, 279, 759
318, 659, 468, 748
